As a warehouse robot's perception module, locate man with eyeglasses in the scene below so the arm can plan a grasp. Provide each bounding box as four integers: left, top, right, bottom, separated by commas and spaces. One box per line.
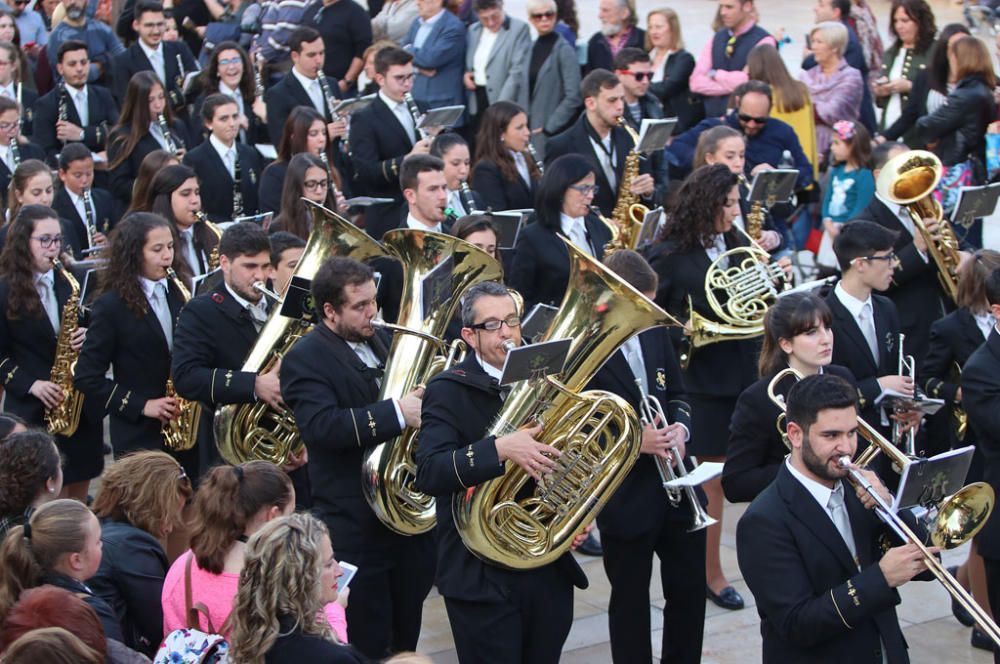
0, 96, 45, 211
415, 279, 590, 664
612, 47, 667, 204
281, 256, 432, 660
826, 220, 920, 442
47, 0, 124, 88
34, 40, 119, 169
690, 0, 775, 118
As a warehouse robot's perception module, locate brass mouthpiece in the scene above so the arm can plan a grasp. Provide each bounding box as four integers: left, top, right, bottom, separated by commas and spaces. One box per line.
252, 281, 281, 302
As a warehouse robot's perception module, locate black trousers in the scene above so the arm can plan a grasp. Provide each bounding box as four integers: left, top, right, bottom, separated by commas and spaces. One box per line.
443, 563, 574, 664
337, 531, 436, 659
602, 517, 707, 664
983, 556, 1000, 663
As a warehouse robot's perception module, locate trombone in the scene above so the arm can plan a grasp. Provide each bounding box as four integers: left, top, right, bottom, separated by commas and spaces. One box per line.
636, 379, 716, 532
766, 367, 1000, 647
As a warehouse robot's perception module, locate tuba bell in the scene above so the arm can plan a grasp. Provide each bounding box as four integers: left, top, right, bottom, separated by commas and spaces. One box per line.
214, 200, 390, 465
453, 237, 683, 569
362, 230, 504, 535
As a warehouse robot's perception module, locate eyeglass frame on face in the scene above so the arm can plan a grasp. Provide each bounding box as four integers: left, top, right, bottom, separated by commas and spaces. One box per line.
303, 178, 328, 191
0, 119, 20, 130
31, 234, 63, 248
856, 251, 898, 265
737, 112, 768, 125
568, 183, 599, 196
616, 69, 652, 81
218, 57, 242, 67
467, 314, 521, 331
529, 10, 556, 20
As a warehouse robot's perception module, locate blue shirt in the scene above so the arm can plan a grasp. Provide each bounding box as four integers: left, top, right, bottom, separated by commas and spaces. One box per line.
47, 19, 124, 83
12, 8, 47, 46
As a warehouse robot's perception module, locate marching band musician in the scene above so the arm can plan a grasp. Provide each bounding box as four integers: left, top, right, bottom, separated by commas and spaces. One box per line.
470, 101, 540, 212
147, 164, 217, 277
0, 204, 103, 501
430, 132, 485, 220
544, 68, 654, 217
415, 280, 589, 664
268, 231, 305, 297
0, 99, 45, 212
585, 250, 705, 664
647, 163, 758, 612
189, 42, 267, 149
53, 143, 117, 254
737, 373, 934, 664
270, 153, 343, 239
280, 256, 433, 659
259, 106, 340, 216
182, 93, 263, 223
73, 213, 197, 472
723, 293, 857, 504
33, 40, 119, 167
170, 222, 282, 476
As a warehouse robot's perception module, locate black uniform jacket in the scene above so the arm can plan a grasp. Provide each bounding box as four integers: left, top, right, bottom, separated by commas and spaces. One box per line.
112, 40, 199, 109
470, 157, 536, 212
52, 186, 118, 258
33, 83, 119, 163
280, 323, 402, 549
415, 354, 588, 602
182, 139, 263, 222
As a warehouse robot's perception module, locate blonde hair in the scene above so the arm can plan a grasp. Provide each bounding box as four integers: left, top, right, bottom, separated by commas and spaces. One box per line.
811, 21, 849, 57
91, 450, 192, 539
645, 7, 684, 51
229, 513, 336, 664
2, 627, 102, 664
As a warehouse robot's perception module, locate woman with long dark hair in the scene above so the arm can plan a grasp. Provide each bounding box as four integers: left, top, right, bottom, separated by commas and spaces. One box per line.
430, 132, 484, 221
148, 165, 218, 277
471, 101, 541, 212
258, 106, 342, 216
508, 154, 611, 309
270, 153, 341, 239
189, 41, 266, 147
5, 160, 54, 227
874, 0, 936, 136
108, 72, 189, 208
74, 213, 197, 473
648, 163, 759, 611
0, 205, 104, 501
126, 150, 181, 214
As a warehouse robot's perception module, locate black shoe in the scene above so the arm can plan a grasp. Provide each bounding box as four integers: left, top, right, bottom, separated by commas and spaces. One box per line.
948, 566, 975, 627
706, 585, 745, 610
575, 532, 603, 556
972, 626, 995, 652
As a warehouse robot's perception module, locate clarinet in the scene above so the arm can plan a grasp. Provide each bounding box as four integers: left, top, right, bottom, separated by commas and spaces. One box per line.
9, 137, 19, 169
526, 142, 544, 176
253, 52, 265, 98
58, 82, 68, 124
317, 74, 338, 122
459, 180, 475, 214
318, 149, 336, 197
175, 53, 186, 94
82, 188, 96, 248
232, 150, 244, 217
403, 92, 427, 140
158, 113, 178, 155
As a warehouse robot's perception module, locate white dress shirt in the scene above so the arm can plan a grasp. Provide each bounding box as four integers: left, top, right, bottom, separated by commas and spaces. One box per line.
224, 282, 268, 328
588, 132, 617, 190
875, 192, 928, 263
511, 150, 530, 186
209, 134, 237, 179
292, 67, 325, 114
560, 213, 592, 256
348, 338, 406, 428
65, 82, 88, 126
406, 213, 442, 234
785, 459, 858, 561
447, 189, 467, 217
975, 312, 994, 340
150, 121, 171, 151
704, 233, 728, 263
379, 89, 417, 144
67, 189, 94, 230
0, 142, 15, 172
140, 40, 167, 86
219, 81, 244, 115
35, 269, 60, 333
473, 28, 499, 86
177, 226, 202, 275
0, 82, 14, 100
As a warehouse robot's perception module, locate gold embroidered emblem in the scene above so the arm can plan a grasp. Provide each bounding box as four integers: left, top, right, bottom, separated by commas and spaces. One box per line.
466, 446, 475, 467
367, 411, 377, 437
656, 369, 666, 390
224, 370, 233, 388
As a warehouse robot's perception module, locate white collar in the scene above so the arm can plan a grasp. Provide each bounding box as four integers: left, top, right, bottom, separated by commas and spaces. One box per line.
224, 282, 262, 311
833, 281, 873, 320
292, 67, 319, 92
476, 352, 504, 381
418, 8, 445, 25
378, 89, 405, 111
0, 81, 13, 96
209, 133, 236, 163
559, 212, 585, 234
219, 80, 241, 98
875, 193, 909, 219
406, 212, 441, 233
139, 275, 168, 299
65, 82, 86, 97
35, 268, 54, 286
785, 458, 840, 512
139, 40, 163, 62
67, 188, 85, 206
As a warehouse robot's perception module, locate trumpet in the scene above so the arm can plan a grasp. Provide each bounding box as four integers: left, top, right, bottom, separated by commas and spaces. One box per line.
892, 333, 918, 456
636, 380, 716, 532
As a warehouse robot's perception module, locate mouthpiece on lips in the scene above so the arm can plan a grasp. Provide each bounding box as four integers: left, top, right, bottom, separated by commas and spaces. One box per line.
502, 340, 517, 353
838, 456, 852, 469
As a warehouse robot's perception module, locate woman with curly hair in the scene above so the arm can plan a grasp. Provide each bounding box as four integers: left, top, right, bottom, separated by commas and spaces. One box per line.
229, 512, 364, 663
0, 430, 61, 540
73, 213, 197, 474
189, 41, 267, 148
0, 499, 120, 643
88, 450, 193, 656
874, 0, 936, 136
471, 101, 542, 212
0, 205, 103, 500
648, 163, 763, 612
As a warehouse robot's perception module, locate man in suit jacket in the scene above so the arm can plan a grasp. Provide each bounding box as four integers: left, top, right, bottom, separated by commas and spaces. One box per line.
53, 143, 117, 259
33, 40, 119, 166
586, 250, 705, 664
416, 280, 589, 664
281, 256, 432, 660
826, 220, 918, 442
546, 69, 654, 217
171, 223, 282, 475
403, 0, 466, 112
183, 94, 263, 222
111, 0, 198, 110
849, 142, 949, 374
463, 1, 531, 118
0, 97, 45, 212
349, 46, 431, 240
738, 373, 932, 664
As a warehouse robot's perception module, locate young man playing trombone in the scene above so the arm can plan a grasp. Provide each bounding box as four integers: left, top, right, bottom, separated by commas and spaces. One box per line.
737, 373, 934, 664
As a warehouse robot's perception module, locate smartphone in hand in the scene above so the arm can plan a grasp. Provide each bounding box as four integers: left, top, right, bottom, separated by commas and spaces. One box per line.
338, 561, 358, 593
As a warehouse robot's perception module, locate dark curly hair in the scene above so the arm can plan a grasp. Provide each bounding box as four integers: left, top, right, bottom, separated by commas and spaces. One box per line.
99, 212, 192, 318
198, 41, 255, 105
889, 0, 936, 54
0, 431, 61, 517
0, 204, 62, 320
658, 164, 739, 251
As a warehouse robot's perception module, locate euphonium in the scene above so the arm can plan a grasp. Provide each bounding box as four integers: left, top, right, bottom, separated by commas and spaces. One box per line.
453, 238, 682, 568
45, 259, 84, 436
214, 200, 390, 466
606, 117, 648, 252
876, 149, 960, 302
162, 268, 202, 451
363, 231, 504, 535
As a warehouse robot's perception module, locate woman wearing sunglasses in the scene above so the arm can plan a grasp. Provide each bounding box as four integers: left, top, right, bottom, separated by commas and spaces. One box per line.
524, 0, 580, 160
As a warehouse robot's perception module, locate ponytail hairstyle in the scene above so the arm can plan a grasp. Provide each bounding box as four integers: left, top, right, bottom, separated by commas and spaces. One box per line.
758, 292, 833, 377
0, 499, 93, 619
189, 461, 293, 574
692, 125, 743, 170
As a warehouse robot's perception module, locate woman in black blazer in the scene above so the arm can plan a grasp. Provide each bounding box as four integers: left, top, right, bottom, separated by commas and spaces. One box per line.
508, 154, 611, 309
74, 213, 198, 474
723, 292, 856, 504
645, 8, 699, 132
0, 205, 104, 501
269, 153, 344, 239
187, 41, 267, 148
471, 101, 541, 212
647, 163, 758, 611
228, 513, 365, 664
108, 72, 189, 208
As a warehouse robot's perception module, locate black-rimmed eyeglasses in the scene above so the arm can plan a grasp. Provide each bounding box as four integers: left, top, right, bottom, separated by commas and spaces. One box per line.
468, 315, 521, 331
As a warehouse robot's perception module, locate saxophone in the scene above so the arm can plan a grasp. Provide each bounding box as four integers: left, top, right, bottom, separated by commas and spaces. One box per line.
605, 117, 648, 252
738, 174, 765, 241
194, 211, 223, 270
45, 259, 85, 436
162, 268, 202, 451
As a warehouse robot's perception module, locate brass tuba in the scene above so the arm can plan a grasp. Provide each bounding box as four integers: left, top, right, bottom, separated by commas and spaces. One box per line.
876, 149, 960, 301
161, 268, 202, 451
453, 238, 682, 568
605, 117, 649, 252
363, 230, 504, 535
46, 259, 84, 436
214, 200, 390, 465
